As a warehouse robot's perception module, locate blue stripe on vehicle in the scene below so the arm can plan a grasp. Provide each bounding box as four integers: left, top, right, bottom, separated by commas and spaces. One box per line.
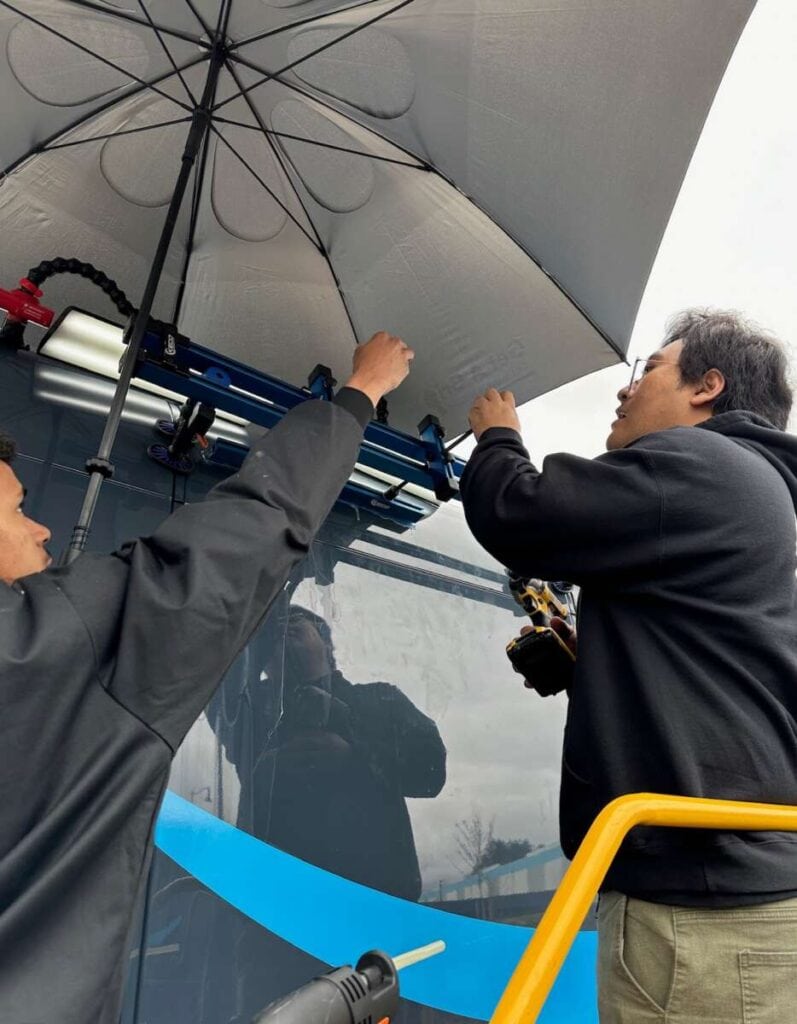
155, 791, 597, 1022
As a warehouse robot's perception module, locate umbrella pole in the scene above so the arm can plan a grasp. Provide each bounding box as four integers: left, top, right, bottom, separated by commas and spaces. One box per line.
63, 41, 226, 565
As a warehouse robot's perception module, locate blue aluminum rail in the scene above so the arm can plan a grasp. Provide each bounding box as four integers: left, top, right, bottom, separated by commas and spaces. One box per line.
135, 325, 465, 521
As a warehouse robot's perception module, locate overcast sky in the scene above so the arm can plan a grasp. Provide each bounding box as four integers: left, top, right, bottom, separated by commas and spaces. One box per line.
501, 0, 797, 466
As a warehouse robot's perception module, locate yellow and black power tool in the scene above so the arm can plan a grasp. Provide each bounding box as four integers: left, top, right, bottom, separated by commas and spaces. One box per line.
506, 574, 576, 696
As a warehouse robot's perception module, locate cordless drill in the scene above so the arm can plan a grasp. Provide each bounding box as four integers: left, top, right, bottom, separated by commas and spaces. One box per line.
252, 941, 444, 1024
506, 574, 576, 696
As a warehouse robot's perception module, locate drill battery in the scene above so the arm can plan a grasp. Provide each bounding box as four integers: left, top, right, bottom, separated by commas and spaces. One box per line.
506, 575, 576, 696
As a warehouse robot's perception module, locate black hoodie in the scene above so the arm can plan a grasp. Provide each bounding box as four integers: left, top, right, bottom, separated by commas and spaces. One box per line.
460, 412, 797, 905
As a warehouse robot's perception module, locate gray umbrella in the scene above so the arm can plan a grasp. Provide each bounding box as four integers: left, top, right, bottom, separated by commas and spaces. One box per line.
0, 0, 755, 546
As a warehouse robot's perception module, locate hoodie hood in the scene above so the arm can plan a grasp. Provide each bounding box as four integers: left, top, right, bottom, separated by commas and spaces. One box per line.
698, 411, 797, 508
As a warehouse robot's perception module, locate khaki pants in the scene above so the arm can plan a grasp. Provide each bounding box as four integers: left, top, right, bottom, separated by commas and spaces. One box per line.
597, 891, 797, 1023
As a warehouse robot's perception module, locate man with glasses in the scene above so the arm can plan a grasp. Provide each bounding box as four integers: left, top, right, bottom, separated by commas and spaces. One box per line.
460, 310, 797, 1022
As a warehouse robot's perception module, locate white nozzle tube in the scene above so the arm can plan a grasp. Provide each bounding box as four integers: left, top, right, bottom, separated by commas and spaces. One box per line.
392, 940, 446, 972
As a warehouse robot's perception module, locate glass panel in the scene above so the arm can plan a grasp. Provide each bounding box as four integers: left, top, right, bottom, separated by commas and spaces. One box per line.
0, 350, 589, 1024
152, 498, 575, 1022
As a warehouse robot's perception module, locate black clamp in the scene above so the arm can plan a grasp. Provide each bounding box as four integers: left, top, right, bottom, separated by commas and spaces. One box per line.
307, 364, 336, 401
147, 319, 191, 375
161, 326, 178, 368
147, 397, 216, 475
85, 456, 114, 479
418, 414, 459, 501
170, 398, 216, 457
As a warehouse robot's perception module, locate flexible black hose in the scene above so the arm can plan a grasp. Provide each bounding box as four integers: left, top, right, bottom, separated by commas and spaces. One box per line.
27, 258, 136, 319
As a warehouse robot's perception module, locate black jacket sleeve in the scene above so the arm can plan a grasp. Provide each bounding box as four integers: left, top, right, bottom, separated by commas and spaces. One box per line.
333, 677, 447, 797
459, 427, 665, 585
54, 390, 373, 750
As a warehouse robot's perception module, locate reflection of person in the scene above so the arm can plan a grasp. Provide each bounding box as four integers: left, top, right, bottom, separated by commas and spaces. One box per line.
206, 606, 445, 1024
0, 332, 413, 1024
460, 311, 797, 1021
212, 605, 447, 901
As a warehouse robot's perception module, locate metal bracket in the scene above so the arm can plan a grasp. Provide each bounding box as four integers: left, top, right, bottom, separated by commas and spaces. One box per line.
307, 364, 336, 401
144, 321, 193, 377
163, 330, 178, 362
85, 456, 114, 480
418, 414, 459, 502
130, 324, 466, 522
202, 365, 231, 388
148, 396, 216, 475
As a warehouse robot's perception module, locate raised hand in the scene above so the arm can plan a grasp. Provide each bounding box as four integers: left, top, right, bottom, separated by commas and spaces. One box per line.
346, 331, 415, 407
468, 388, 522, 440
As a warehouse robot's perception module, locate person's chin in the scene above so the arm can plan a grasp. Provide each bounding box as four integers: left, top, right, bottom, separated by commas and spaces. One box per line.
605, 421, 624, 451
606, 418, 639, 451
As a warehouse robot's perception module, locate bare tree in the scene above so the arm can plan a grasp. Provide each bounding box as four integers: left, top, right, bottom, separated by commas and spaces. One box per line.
454, 811, 495, 876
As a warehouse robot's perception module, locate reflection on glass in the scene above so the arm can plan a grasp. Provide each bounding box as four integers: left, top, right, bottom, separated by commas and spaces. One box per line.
198, 601, 447, 1022
209, 603, 447, 901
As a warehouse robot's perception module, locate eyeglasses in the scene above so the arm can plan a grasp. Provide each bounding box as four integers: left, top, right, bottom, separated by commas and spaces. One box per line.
627, 356, 670, 392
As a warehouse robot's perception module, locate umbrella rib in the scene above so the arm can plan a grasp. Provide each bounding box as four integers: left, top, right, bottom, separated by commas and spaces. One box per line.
172, 0, 235, 322
445, 429, 473, 453
222, 57, 362, 348
232, 52, 433, 170
209, 124, 321, 250
0, 0, 194, 113
135, 0, 198, 106
170, 0, 233, 328
41, 117, 193, 152
213, 115, 425, 169
172, 0, 234, 328
232, 59, 626, 362
230, 0, 392, 52
171, 123, 215, 325
181, 0, 214, 39
221, 58, 324, 253
60, 0, 207, 48
216, 0, 235, 40
214, 0, 418, 112
1, 53, 209, 179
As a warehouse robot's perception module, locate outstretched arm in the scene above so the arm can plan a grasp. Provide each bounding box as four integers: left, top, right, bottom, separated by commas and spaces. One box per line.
56, 333, 414, 750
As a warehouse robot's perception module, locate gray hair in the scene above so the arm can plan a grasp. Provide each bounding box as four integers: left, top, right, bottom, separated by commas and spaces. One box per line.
665, 309, 793, 430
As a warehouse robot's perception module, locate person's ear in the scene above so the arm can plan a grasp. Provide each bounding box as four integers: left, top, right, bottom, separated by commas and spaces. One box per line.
690, 368, 725, 409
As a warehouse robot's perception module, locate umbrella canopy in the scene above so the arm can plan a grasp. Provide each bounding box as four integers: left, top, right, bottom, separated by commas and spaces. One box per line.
0, 0, 754, 434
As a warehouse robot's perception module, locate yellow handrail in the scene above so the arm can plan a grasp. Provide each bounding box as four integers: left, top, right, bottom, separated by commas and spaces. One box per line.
490, 793, 797, 1024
